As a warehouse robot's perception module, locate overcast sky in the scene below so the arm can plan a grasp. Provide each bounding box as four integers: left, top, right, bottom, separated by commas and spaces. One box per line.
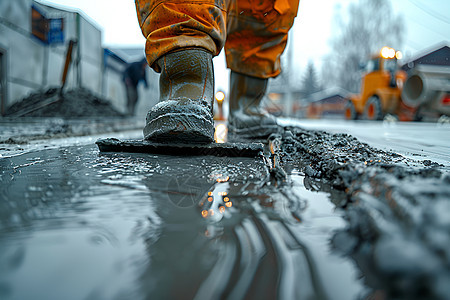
37, 0, 450, 92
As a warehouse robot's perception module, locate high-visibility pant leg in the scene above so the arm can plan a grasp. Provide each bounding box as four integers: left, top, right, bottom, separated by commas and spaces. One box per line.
225, 0, 299, 79
135, 0, 227, 72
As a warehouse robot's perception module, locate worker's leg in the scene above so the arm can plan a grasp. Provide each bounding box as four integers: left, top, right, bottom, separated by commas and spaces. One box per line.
135, 0, 226, 72
225, 0, 299, 78
126, 85, 138, 116
225, 0, 299, 138
135, 0, 227, 142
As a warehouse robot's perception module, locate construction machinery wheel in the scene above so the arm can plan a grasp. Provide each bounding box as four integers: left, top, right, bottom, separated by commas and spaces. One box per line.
364, 96, 383, 120
344, 101, 358, 120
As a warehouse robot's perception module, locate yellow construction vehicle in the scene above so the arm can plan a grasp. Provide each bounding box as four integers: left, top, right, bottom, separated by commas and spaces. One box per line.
345, 47, 408, 120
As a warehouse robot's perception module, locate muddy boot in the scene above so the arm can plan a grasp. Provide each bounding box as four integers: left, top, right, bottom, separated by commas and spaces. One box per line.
228, 71, 278, 139
143, 49, 215, 143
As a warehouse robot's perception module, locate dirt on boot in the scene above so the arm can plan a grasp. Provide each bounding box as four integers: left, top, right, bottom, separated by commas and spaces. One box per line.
144, 49, 215, 143
228, 71, 277, 139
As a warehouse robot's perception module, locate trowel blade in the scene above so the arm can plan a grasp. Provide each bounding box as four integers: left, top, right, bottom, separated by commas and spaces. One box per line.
96, 138, 264, 158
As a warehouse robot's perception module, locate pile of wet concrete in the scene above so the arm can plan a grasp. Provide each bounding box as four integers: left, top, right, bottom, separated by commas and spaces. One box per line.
0, 88, 144, 146
4, 87, 124, 118
277, 126, 450, 300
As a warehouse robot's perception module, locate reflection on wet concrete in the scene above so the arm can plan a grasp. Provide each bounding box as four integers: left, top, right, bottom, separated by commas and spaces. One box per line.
0, 144, 364, 299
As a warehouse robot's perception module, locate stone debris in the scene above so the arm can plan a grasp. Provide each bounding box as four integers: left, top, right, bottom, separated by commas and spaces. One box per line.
277, 126, 450, 300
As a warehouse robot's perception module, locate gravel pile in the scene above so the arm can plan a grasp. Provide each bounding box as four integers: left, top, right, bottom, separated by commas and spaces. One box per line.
5, 88, 124, 118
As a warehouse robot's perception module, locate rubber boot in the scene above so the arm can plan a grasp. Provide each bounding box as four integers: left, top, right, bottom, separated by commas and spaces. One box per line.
143, 49, 215, 143
228, 71, 278, 139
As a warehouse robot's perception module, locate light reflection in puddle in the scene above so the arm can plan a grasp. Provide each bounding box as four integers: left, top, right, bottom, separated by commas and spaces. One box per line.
199, 182, 233, 222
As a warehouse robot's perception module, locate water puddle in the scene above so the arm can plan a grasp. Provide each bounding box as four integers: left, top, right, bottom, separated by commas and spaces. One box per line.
0, 144, 365, 299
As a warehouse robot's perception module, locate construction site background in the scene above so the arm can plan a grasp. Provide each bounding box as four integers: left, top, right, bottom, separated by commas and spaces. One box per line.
0, 0, 159, 119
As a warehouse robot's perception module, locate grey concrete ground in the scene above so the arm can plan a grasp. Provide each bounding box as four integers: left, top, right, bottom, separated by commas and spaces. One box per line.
0, 118, 448, 299
279, 118, 450, 170
276, 121, 450, 299
0, 133, 364, 300
0, 117, 144, 157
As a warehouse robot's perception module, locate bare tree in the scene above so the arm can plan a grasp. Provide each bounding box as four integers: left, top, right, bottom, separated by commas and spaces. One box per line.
322, 0, 405, 92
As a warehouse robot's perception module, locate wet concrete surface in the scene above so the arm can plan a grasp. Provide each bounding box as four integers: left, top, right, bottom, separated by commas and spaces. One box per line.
279, 119, 450, 169
0, 117, 144, 146
1, 119, 449, 300
0, 139, 365, 299
276, 123, 450, 299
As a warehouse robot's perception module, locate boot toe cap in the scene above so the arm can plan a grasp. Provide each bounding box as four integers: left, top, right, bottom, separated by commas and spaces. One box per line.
144, 100, 214, 143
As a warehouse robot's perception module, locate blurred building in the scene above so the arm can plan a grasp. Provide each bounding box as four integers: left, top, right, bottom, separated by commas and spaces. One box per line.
305, 88, 349, 119
402, 43, 450, 73
0, 0, 158, 116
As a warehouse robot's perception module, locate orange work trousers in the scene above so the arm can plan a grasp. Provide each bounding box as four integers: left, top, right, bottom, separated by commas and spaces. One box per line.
135, 0, 299, 79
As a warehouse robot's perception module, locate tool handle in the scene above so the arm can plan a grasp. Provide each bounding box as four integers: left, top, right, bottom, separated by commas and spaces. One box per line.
61, 40, 77, 93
